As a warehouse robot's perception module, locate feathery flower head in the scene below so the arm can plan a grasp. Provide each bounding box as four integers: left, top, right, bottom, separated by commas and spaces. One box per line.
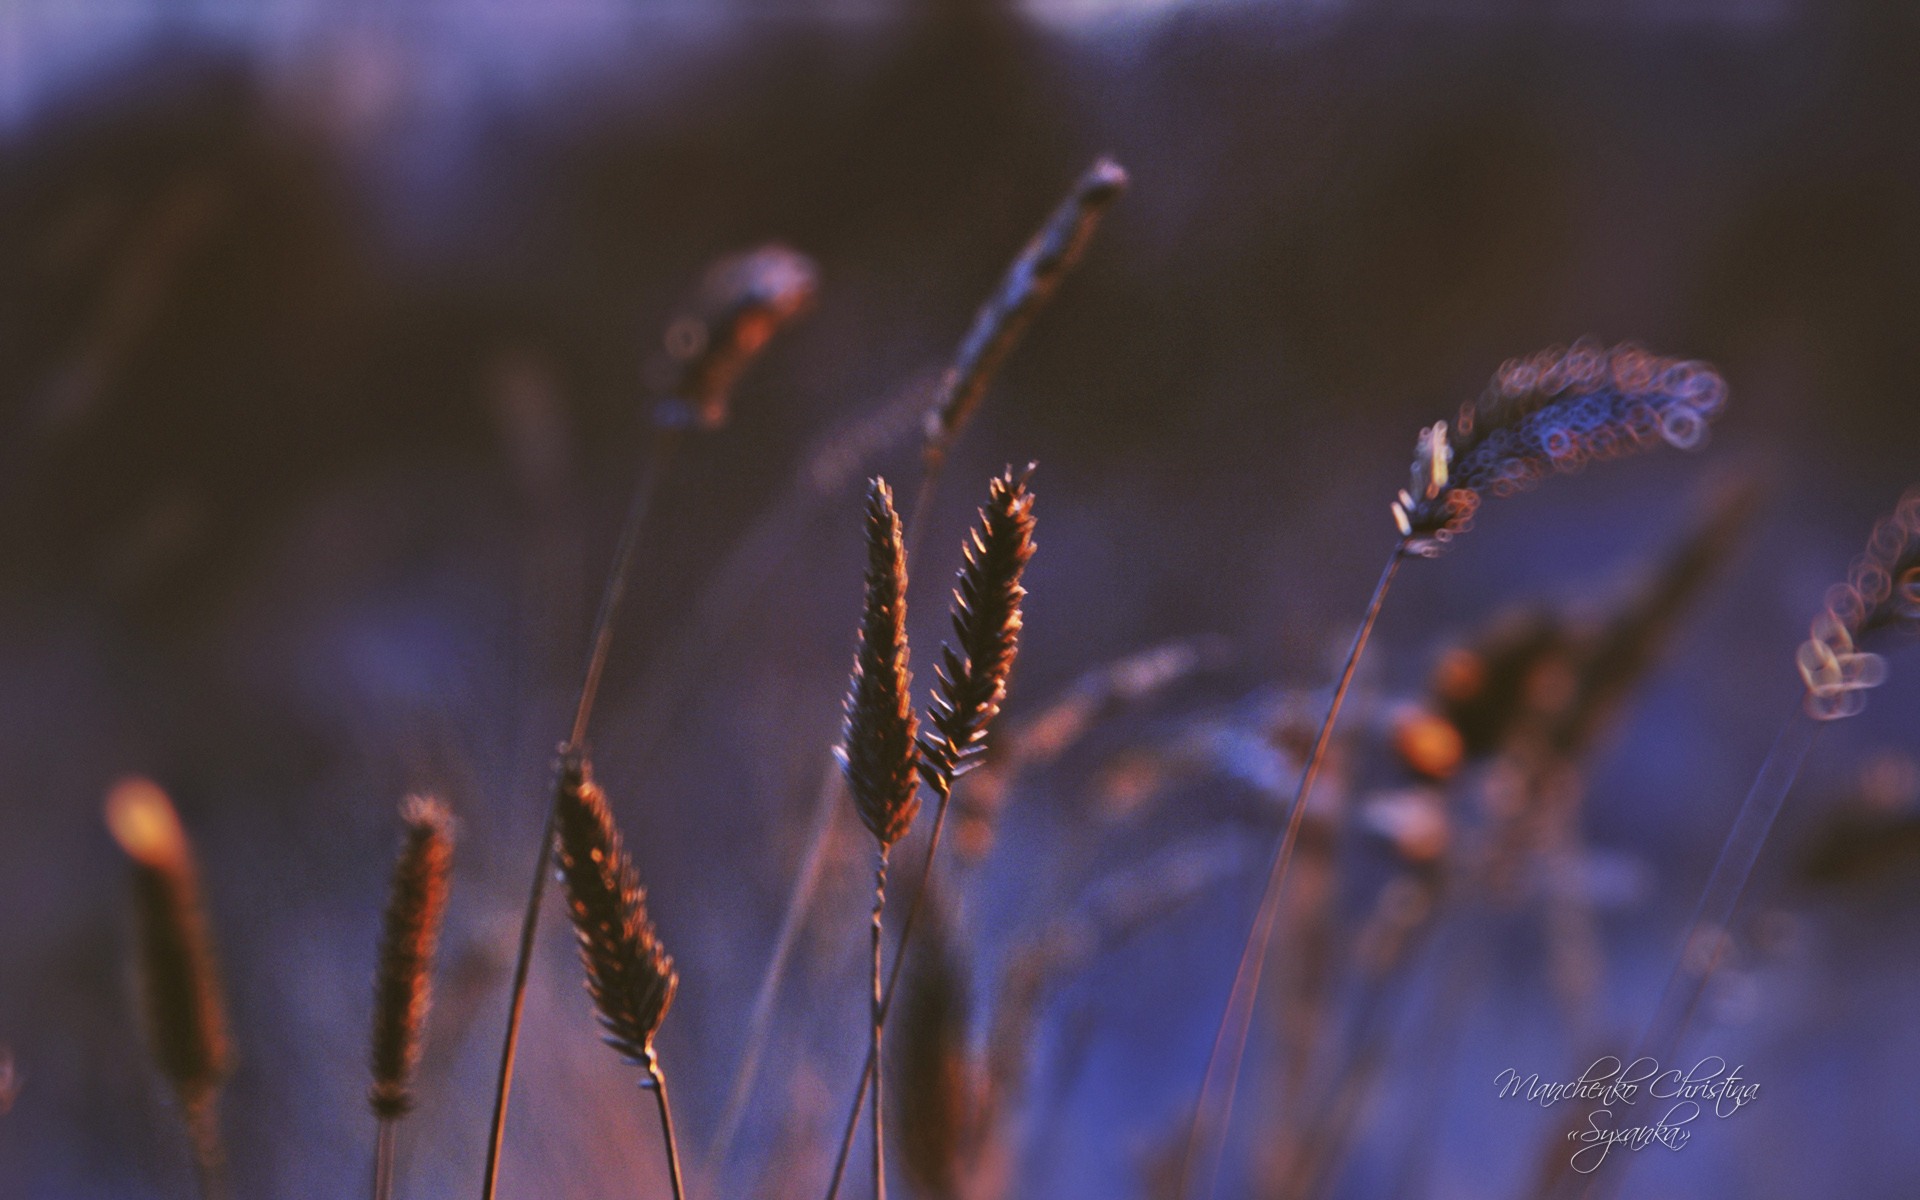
654, 243, 819, 431
369, 795, 454, 1119
1393, 340, 1727, 556
840, 478, 922, 849
552, 752, 678, 1065
919, 466, 1038, 795
1798, 486, 1920, 720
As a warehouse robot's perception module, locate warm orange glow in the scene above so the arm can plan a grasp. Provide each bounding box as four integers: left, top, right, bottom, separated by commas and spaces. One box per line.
105, 777, 187, 867
1431, 648, 1485, 704
1393, 710, 1466, 780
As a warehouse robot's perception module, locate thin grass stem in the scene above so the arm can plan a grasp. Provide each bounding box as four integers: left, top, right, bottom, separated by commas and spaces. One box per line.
1632, 701, 1819, 1070
646, 1054, 688, 1200
822, 775, 956, 1200
1177, 544, 1406, 1200
1567, 699, 1820, 1200
705, 391, 940, 1180
708, 768, 846, 1172
480, 427, 681, 1200
721, 484, 945, 1197
871, 853, 890, 1200
373, 1118, 397, 1200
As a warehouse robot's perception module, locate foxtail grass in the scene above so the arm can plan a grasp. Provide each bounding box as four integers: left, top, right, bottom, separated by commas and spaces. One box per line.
106, 778, 231, 1200
824, 470, 1036, 1200
369, 796, 453, 1200
480, 244, 813, 1200
716, 158, 1119, 1179
1180, 341, 1726, 1200
837, 479, 921, 1200
552, 751, 685, 1200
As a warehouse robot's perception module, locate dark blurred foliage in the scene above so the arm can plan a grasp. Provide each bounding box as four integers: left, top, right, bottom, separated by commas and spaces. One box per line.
3, 1, 1920, 1197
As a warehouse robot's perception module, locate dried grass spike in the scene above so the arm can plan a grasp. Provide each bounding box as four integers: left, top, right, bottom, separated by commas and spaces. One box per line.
919, 466, 1038, 795
654, 243, 819, 431
106, 778, 230, 1108
840, 478, 922, 848
369, 795, 454, 1119
552, 754, 678, 1063
1393, 340, 1728, 555
924, 158, 1129, 454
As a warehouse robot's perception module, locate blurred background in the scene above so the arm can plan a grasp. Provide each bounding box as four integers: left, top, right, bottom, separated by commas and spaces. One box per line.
2, 1, 1918, 1197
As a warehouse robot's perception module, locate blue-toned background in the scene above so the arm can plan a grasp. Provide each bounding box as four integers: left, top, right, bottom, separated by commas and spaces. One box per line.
1, 2, 1917, 1197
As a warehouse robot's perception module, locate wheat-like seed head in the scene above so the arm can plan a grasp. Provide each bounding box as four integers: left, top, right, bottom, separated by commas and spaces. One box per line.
1392, 340, 1728, 555
105, 778, 230, 1110
369, 794, 454, 1119
654, 243, 819, 431
1798, 485, 1920, 720
924, 158, 1129, 455
918, 467, 1038, 797
552, 753, 678, 1065
840, 478, 922, 849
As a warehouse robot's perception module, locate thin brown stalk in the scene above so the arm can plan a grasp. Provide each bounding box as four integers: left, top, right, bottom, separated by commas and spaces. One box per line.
480, 247, 812, 1200
552, 751, 684, 1200
871, 854, 891, 1200
1177, 545, 1405, 1200
373, 1120, 398, 1200
105, 777, 231, 1200
648, 1056, 688, 1200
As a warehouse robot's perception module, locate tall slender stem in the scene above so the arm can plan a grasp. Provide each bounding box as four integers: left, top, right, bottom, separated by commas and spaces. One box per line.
1567, 700, 1820, 1200
823, 776, 955, 1200
646, 1054, 688, 1200
708, 769, 844, 1171
480, 428, 682, 1200
1177, 544, 1406, 1200
571, 430, 683, 748
1632, 702, 1818, 1072
373, 1117, 398, 1200
871, 851, 891, 1200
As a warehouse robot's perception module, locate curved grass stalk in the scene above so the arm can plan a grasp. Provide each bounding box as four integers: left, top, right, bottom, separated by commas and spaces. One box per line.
1558, 700, 1820, 1200
1176, 544, 1405, 1200
479, 428, 680, 1200
820, 772, 960, 1200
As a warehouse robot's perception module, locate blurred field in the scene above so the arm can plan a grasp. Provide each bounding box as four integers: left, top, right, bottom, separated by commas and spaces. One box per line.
2, 2, 1919, 1198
